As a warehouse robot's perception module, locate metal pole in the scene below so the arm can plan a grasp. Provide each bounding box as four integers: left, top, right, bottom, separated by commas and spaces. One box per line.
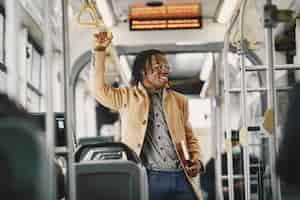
212, 53, 224, 200
264, 0, 281, 199
223, 13, 240, 200
62, 0, 76, 199
238, 0, 251, 199
45, 0, 56, 200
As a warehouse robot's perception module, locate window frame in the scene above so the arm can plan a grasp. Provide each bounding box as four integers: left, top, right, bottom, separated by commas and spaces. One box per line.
25, 34, 44, 111
27, 35, 43, 89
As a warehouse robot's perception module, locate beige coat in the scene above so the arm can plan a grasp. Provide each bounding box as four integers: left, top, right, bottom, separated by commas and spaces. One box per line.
90, 52, 203, 199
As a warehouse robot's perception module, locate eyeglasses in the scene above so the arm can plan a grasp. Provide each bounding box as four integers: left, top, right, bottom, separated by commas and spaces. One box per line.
152, 63, 172, 72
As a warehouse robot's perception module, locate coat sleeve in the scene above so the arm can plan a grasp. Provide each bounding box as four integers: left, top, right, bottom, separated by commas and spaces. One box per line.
89, 51, 129, 111
183, 97, 202, 163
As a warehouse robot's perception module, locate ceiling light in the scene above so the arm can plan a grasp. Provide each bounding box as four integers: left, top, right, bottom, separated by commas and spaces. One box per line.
129, 2, 202, 30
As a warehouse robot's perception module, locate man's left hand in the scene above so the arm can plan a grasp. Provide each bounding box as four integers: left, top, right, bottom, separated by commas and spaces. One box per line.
186, 160, 203, 177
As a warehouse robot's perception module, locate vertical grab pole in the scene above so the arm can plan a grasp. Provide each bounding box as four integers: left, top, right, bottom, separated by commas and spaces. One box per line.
45, 0, 56, 200
212, 53, 224, 200
238, 0, 251, 199
223, 14, 239, 200
264, 0, 281, 199
222, 2, 244, 199
62, 0, 76, 200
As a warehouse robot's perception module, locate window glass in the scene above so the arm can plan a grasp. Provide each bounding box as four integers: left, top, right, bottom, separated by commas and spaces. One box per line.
31, 47, 42, 89
0, 70, 6, 92
25, 37, 43, 112
26, 88, 40, 112
26, 43, 33, 81
27, 41, 42, 89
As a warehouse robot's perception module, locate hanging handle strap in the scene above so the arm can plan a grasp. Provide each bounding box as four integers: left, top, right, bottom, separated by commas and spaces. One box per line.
76, 0, 107, 31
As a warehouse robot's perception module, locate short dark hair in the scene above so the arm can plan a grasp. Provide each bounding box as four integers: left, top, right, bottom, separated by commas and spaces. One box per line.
130, 49, 164, 86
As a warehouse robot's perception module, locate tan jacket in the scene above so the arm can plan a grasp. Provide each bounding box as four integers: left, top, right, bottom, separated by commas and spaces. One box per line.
90, 52, 202, 199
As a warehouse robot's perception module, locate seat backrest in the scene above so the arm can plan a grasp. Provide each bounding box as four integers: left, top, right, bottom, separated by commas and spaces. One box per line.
75, 142, 148, 200
76, 160, 148, 200
77, 136, 114, 161
0, 118, 48, 200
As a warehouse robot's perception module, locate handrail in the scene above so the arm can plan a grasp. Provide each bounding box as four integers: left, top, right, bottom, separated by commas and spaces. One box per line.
264, 0, 282, 199
239, 0, 251, 199
222, 2, 241, 199
76, 0, 108, 31
45, 1, 56, 200
222, 1, 246, 200
61, 1, 76, 200
76, 0, 100, 27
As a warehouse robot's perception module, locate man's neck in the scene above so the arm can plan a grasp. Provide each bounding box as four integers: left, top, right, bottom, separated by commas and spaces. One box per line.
142, 79, 161, 92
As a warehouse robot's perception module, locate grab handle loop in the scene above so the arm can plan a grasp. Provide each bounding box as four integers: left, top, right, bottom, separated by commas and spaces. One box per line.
76, 0, 107, 30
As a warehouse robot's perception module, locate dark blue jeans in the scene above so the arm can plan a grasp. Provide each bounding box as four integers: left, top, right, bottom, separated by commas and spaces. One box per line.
147, 169, 196, 200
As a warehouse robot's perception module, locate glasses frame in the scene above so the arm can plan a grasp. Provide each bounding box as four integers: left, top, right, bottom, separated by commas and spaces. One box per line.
151, 63, 171, 72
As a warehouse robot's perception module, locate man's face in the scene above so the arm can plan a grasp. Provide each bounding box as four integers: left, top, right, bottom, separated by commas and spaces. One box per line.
142, 54, 171, 90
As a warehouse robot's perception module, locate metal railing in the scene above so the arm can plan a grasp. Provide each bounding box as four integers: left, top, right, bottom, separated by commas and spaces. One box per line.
220, 0, 299, 199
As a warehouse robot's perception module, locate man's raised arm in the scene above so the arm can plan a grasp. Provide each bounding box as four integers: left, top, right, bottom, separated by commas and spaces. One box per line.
89, 32, 128, 110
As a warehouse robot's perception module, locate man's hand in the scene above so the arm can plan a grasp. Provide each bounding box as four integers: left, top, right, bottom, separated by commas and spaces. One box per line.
186, 159, 203, 177
93, 31, 113, 51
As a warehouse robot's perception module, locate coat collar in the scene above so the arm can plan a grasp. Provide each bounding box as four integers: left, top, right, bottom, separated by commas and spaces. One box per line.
137, 82, 170, 102
137, 82, 170, 90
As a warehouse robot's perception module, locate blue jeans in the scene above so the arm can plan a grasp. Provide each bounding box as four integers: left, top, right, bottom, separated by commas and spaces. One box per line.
147, 169, 196, 200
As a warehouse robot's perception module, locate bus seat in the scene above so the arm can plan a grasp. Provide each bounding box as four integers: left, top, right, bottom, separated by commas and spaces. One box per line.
76, 136, 114, 161
78, 136, 114, 146
0, 118, 48, 200
75, 142, 148, 200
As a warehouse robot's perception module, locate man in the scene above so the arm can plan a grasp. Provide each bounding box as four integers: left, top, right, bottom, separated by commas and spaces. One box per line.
90, 32, 203, 200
